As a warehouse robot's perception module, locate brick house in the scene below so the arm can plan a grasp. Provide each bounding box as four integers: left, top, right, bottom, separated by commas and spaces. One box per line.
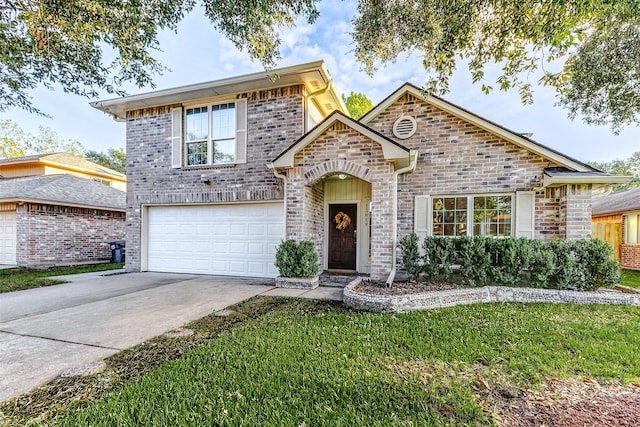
592, 186, 640, 270
0, 152, 126, 191
0, 174, 125, 267
92, 61, 626, 281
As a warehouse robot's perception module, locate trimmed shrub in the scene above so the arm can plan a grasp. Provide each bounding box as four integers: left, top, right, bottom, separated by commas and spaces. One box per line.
423, 236, 455, 282
527, 239, 556, 288
275, 240, 319, 278
399, 233, 422, 281
457, 236, 491, 287
398, 235, 620, 291
298, 240, 320, 278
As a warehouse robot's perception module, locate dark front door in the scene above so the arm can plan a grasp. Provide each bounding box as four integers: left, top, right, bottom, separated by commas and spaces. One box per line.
328, 204, 357, 270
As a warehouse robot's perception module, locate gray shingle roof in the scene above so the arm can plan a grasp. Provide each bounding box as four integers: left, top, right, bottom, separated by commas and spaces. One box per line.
0, 175, 125, 210
592, 186, 640, 216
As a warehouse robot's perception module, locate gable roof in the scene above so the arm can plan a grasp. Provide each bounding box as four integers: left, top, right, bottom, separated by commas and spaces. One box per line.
91, 61, 348, 120
0, 174, 126, 211
270, 111, 412, 169
592, 186, 640, 216
0, 152, 126, 181
544, 167, 631, 188
360, 83, 598, 173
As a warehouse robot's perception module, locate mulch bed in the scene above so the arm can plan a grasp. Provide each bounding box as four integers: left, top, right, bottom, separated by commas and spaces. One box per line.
352, 280, 459, 295
497, 378, 640, 427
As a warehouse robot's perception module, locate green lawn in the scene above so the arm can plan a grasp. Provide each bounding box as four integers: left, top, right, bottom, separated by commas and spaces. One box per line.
19, 298, 638, 427
0, 263, 124, 293
620, 269, 640, 289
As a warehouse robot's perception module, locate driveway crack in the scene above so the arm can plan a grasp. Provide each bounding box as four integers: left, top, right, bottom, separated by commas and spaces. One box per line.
0, 330, 121, 351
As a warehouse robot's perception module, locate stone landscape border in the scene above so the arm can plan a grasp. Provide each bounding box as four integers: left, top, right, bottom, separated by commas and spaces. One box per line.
343, 277, 640, 313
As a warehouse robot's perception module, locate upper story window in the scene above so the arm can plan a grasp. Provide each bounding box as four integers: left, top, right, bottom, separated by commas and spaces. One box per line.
185, 102, 237, 166
431, 194, 513, 237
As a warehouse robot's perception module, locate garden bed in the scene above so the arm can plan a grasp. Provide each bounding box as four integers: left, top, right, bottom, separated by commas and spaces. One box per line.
344, 277, 640, 312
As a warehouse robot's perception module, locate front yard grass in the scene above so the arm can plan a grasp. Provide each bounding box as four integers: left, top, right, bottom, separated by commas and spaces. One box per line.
0, 263, 124, 293
620, 269, 640, 289
4, 297, 638, 426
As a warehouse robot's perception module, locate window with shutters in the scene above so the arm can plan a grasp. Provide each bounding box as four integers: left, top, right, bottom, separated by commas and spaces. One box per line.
430, 194, 513, 237
184, 101, 246, 166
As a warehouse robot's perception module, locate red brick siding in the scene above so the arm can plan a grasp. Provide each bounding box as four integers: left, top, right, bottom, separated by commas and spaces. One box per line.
288, 121, 395, 280
16, 203, 125, 267
621, 245, 640, 270
124, 86, 305, 271
365, 93, 590, 241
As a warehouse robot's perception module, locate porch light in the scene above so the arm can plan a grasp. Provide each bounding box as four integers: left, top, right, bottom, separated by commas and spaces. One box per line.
337, 174, 348, 179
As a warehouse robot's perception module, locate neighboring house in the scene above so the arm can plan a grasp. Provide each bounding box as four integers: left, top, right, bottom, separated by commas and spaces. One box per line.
92, 60, 627, 281
0, 175, 126, 267
0, 152, 126, 191
592, 186, 640, 270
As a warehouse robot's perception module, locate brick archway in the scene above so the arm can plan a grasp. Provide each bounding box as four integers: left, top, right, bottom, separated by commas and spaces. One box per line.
304, 160, 372, 185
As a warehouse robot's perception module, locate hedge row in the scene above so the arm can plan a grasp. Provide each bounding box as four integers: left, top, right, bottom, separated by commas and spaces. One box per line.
399, 234, 620, 291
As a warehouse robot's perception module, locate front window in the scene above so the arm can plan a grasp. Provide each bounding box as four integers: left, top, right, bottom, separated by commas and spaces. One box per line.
185, 102, 236, 166
432, 194, 512, 237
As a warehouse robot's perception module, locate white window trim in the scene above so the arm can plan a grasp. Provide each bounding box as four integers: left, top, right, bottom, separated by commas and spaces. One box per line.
427, 193, 515, 238
184, 101, 237, 167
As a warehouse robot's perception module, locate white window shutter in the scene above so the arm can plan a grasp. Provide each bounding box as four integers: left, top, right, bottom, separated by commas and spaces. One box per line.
414, 196, 430, 240
235, 98, 248, 164
515, 191, 536, 238
171, 107, 182, 168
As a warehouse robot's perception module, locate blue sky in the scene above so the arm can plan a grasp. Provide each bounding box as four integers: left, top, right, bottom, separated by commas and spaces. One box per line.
2, 2, 638, 163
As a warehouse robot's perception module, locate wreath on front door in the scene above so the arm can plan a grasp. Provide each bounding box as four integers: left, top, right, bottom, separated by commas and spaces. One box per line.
334, 211, 351, 230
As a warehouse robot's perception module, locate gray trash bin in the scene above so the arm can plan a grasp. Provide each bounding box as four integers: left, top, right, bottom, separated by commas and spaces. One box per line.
109, 241, 126, 263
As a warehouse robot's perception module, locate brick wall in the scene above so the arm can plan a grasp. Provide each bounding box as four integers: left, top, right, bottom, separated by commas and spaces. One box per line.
288, 121, 395, 280
365, 92, 586, 241
621, 245, 640, 270
15, 203, 125, 267
124, 86, 305, 271
561, 184, 592, 239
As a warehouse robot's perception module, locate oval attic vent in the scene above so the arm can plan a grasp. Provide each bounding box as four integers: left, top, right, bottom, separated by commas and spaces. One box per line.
392, 115, 417, 139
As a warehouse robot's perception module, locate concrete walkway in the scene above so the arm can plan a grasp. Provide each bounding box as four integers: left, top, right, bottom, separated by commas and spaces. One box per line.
0, 272, 342, 402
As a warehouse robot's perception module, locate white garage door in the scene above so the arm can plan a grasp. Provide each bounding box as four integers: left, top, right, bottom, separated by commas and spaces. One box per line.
0, 211, 17, 265
147, 203, 284, 278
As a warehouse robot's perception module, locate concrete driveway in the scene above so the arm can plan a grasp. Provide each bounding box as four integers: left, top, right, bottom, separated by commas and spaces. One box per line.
0, 272, 279, 402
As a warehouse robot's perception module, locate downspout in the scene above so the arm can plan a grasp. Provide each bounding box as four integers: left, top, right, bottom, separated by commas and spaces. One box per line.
269, 164, 288, 235
386, 150, 419, 286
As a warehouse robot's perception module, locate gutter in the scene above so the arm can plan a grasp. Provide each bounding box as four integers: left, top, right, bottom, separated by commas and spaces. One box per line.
386, 150, 419, 286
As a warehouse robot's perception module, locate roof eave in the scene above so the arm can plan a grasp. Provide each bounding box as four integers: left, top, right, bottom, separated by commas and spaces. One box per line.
91, 60, 344, 120
271, 113, 410, 169
0, 197, 126, 212
40, 160, 126, 182
543, 174, 632, 188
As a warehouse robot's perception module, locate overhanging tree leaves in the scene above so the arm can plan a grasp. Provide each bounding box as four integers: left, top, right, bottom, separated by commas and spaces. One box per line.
352, 0, 640, 133
1, 0, 194, 114
2, 0, 639, 133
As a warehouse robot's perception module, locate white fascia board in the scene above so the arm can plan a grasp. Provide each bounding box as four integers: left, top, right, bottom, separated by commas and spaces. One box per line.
0, 197, 126, 212
543, 174, 632, 187
91, 61, 332, 120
